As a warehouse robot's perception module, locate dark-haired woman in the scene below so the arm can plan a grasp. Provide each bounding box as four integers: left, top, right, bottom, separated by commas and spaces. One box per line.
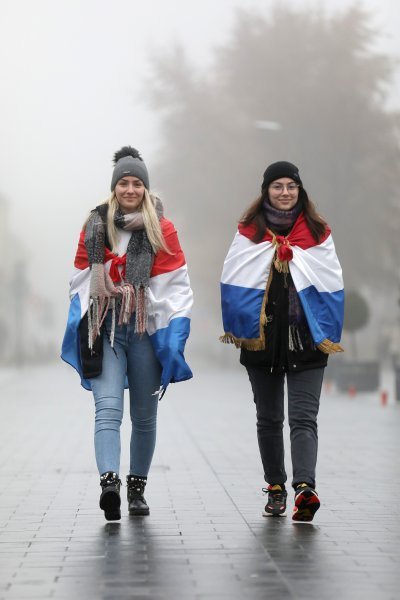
62, 147, 193, 521
220, 161, 344, 521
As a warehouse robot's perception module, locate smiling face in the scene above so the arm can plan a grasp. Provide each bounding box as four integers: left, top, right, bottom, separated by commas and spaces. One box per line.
268, 177, 300, 211
115, 176, 145, 213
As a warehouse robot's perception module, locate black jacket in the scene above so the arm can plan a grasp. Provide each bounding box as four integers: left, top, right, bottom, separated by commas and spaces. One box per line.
240, 266, 328, 373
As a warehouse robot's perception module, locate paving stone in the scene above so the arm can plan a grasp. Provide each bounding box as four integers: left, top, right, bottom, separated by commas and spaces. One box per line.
0, 362, 399, 599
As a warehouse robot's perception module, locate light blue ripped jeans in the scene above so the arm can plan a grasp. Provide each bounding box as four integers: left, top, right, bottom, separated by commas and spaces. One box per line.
89, 311, 162, 477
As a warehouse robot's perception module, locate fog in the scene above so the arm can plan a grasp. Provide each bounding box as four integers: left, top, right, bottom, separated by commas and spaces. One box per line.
1, 0, 400, 375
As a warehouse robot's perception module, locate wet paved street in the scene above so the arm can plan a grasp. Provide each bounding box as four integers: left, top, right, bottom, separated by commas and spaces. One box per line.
0, 360, 399, 599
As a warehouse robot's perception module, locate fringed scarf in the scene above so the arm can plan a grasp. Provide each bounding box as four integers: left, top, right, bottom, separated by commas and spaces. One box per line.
84, 199, 163, 349
287, 280, 314, 352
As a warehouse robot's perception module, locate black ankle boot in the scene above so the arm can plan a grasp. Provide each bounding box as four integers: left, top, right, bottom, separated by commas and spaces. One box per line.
126, 475, 149, 516
99, 472, 121, 521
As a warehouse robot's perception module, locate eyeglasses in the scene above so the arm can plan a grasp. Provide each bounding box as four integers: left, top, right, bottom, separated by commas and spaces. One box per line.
269, 183, 299, 193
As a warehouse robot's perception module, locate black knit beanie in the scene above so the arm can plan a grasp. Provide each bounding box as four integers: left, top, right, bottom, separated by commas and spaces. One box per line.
261, 161, 302, 192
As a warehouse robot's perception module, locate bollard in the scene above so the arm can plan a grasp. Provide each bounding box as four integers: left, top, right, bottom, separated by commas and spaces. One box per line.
348, 385, 357, 397
380, 390, 388, 406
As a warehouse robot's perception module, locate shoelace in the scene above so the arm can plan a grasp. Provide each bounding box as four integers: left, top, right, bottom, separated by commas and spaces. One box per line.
271, 493, 285, 502
262, 487, 286, 502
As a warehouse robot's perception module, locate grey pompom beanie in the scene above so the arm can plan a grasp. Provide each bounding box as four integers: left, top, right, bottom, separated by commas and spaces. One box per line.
111, 156, 149, 191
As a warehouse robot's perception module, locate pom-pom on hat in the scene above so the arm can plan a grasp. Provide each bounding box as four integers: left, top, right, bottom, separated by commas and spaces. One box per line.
111, 146, 149, 191
261, 161, 302, 192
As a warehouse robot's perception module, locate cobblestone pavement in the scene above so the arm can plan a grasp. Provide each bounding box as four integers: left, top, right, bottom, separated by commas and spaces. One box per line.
0, 359, 399, 599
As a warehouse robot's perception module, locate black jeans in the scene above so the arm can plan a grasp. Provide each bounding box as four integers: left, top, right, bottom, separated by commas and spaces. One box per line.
246, 367, 324, 489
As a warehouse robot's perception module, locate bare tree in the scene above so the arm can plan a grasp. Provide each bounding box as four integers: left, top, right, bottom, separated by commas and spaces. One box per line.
146, 4, 400, 351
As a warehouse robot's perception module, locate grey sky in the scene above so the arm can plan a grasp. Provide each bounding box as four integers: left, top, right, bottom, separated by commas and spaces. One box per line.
1, 0, 399, 338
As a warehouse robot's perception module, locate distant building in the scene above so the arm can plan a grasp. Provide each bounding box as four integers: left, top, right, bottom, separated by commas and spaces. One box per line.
0, 195, 57, 364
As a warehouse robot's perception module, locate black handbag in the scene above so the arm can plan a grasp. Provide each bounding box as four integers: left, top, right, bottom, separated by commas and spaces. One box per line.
78, 312, 104, 379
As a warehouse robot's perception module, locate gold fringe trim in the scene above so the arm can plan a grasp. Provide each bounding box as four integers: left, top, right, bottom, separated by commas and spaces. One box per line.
219, 333, 265, 350
274, 257, 289, 273
219, 333, 241, 348
220, 335, 344, 354
317, 339, 344, 354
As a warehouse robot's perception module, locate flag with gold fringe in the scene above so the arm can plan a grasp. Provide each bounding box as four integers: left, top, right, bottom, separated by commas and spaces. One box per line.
220, 213, 344, 354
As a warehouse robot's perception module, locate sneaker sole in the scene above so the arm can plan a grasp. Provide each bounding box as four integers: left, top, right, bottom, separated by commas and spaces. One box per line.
100, 490, 121, 521
292, 490, 320, 522
262, 510, 287, 517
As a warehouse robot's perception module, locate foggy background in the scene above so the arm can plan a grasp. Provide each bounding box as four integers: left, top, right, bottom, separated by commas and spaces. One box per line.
1, 0, 400, 376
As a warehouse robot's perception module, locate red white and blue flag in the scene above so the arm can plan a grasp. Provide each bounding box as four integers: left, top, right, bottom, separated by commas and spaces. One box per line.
61, 218, 193, 395
220, 213, 344, 352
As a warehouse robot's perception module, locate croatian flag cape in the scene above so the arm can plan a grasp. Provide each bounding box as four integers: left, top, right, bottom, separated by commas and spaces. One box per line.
61, 217, 193, 396
220, 213, 344, 353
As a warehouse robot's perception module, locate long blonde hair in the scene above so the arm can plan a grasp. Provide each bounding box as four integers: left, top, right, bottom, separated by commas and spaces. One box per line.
102, 189, 169, 254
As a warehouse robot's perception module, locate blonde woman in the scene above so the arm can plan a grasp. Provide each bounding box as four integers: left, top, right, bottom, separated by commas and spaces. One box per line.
62, 146, 193, 521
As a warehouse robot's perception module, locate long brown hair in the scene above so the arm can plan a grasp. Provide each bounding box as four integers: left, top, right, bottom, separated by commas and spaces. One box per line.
240, 188, 327, 243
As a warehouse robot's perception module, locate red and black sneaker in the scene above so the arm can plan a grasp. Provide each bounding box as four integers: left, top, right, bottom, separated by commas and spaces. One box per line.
292, 483, 320, 522
262, 484, 287, 517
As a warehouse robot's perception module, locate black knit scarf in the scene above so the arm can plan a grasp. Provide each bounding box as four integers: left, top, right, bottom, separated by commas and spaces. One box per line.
263, 198, 302, 230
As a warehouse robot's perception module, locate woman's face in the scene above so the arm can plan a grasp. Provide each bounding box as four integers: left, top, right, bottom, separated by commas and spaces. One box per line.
268, 177, 299, 211
115, 176, 145, 213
